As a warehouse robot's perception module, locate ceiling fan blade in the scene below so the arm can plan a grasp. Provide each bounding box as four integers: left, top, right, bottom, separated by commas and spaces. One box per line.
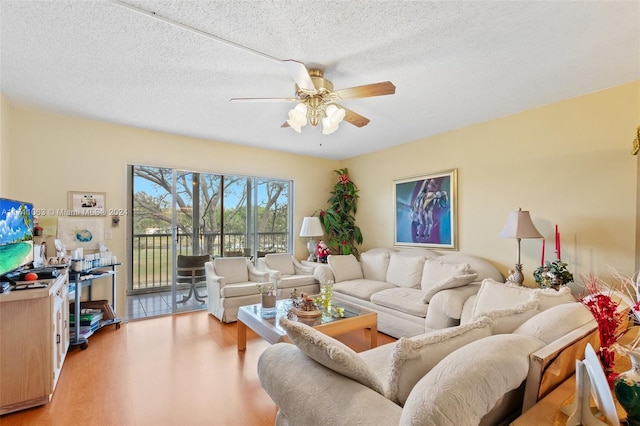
230, 97, 298, 103
334, 81, 396, 100
340, 106, 370, 127
281, 60, 316, 92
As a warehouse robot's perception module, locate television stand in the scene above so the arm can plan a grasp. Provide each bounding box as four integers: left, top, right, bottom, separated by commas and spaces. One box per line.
0, 270, 70, 414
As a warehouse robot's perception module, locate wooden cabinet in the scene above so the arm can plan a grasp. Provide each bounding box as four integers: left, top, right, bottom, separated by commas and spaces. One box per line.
0, 271, 69, 415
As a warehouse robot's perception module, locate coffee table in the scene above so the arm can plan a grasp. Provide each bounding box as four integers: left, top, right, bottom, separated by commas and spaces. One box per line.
237, 299, 377, 350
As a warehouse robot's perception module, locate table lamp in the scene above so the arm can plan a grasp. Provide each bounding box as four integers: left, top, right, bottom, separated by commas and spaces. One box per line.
499, 208, 543, 285
300, 216, 324, 261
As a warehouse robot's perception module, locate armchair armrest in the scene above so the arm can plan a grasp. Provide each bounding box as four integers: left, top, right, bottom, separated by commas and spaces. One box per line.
205, 261, 226, 289
521, 321, 598, 412
292, 259, 315, 275
425, 283, 481, 329
247, 259, 270, 282
313, 263, 334, 282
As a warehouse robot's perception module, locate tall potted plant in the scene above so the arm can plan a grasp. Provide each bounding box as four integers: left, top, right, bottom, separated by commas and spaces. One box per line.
317, 168, 363, 257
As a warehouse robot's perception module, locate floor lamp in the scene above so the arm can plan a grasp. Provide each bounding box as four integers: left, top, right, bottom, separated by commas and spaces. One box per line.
499, 208, 543, 286
300, 217, 324, 262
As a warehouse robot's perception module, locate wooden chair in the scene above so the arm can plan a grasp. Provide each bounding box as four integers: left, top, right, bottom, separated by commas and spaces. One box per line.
176, 255, 210, 304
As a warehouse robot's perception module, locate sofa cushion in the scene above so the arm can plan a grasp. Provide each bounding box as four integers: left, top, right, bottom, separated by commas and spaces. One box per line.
370, 288, 429, 317
400, 334, 545, 426
360, 251, 391, 281
513, 302, 595, 344
278, 317, 385, 395
388, 317, 492, 405
386, 254, 425, 288
264, 253, 295, 275
328, 254, 363, 282
333, 279, 396, 300
476, 299, 540, 334
213, 257, 248, 284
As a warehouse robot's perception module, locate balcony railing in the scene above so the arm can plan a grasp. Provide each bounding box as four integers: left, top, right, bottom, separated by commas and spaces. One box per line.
130, 231, 288, 293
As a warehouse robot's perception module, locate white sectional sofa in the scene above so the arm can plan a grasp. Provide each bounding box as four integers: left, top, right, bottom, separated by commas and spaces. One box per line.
258, 281, 598, 426
314, 247, 505, 338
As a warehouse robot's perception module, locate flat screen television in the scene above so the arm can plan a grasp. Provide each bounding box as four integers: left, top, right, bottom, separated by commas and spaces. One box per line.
0, 198, 34, 277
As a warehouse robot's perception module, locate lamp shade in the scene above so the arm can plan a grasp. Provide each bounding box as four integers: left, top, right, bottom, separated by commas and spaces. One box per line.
499, 208, 543, 239
287, 103, 308, 133
299, 216, 324, 237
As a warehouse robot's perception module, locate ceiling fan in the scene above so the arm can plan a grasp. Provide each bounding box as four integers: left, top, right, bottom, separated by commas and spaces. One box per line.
109, 0, 396, 134
230, 60, 396, 134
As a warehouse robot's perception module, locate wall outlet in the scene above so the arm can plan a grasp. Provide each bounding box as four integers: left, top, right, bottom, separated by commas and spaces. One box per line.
105, 230, 112, 240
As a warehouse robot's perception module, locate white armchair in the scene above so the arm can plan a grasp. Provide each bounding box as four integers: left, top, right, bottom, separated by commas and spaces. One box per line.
205, 257, 270, 323
257, 253, 319, 298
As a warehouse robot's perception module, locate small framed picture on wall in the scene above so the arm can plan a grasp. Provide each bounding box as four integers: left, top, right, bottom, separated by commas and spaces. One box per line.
67, 191, 106, 216
393, 169, 457, 249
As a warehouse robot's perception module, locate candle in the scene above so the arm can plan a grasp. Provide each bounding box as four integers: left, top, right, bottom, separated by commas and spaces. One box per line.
557, 232, 561, 260
555, 224, 559, 259
541, 238, 545, 266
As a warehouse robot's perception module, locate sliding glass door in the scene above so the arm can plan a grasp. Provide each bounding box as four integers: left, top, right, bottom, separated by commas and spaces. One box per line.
128, 165, 292, 318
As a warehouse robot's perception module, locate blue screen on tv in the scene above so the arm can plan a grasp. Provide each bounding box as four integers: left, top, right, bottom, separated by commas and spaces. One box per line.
0, 198, 34, 276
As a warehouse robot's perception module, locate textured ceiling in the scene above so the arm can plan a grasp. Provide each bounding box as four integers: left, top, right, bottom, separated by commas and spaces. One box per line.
1, 1, 639, 160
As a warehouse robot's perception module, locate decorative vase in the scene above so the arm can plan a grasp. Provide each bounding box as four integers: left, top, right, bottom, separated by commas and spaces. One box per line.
320, 280, 333, 313
261, 293, 276, 309
614, 349, 640, 425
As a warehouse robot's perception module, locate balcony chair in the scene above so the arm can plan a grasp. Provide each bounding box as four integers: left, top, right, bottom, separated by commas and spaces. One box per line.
257, 253, 319, 298
176, 254, 209, 304
205, 257, 270, 323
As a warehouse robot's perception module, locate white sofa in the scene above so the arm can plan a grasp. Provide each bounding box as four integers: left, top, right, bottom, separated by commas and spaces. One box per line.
315, 248, 505, 338
258, 280, 598, 426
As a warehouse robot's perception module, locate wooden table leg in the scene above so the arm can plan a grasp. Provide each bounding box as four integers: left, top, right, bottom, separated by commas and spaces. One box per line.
369, 324, 377, 348
237, 320, 247, 351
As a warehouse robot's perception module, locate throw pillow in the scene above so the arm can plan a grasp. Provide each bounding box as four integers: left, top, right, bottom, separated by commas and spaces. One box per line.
388, 316, 492, 405
400, 334, 545, 426
420, 259, 471, 291
472, 278, 576, 318
422, 273, 478, 303
328, 254, 363, 283
471, 279, 535, 317
360, 251, 391, 281
278, 318, 385, 395
264, 253, 295, 275
386, 254, 426, 288
535, 285, 576, 311
475, 299, 540, 334
513, 302, 595, 344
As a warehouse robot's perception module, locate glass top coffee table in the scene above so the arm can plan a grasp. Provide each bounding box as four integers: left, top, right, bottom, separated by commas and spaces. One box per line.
237, 299, 377, 351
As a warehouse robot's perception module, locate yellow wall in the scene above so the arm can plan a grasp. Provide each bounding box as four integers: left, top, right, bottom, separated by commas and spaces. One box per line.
1, 81, 639, 312
0, 96, 10, 194
1, 99, 338, 312
344, 81, 640, 283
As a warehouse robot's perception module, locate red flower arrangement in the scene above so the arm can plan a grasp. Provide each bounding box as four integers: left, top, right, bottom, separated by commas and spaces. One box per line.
580, 275, 623, 384
579, 271, 633, 386
338, 173, 350, 184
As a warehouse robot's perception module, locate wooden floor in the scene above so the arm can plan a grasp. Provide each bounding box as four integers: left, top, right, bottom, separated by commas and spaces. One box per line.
1, 311, 395, 425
